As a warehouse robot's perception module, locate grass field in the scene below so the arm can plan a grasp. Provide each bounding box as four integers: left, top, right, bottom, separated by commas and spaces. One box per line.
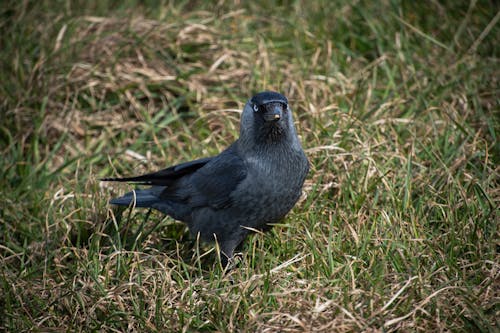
1, 1, 499, 331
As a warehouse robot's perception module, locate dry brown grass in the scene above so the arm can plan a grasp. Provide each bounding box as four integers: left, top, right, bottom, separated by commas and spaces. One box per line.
1, 1, 498, 332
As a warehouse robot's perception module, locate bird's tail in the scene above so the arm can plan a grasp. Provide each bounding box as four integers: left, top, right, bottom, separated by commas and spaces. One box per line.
109, 188, 185, 218
109, 189, 161, 208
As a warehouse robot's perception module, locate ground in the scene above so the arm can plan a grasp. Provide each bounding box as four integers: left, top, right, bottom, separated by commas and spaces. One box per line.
1, 1, 498, 332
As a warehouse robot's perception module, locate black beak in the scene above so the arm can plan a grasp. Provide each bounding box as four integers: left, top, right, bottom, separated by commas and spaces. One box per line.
263, 105, 282, 122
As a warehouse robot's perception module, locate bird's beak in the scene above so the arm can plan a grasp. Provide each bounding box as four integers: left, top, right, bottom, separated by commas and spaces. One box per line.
263, 105, 282, 122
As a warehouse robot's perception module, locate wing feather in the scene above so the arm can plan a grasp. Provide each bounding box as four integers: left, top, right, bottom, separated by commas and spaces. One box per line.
101, 157, 212, 186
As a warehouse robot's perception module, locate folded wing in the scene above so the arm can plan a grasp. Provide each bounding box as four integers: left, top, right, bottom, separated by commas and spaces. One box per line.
104, 147, 248, 214
187, 150, 247, 209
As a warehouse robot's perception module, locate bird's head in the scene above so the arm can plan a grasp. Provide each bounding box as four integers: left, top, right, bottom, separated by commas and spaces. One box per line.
241, 91, 296, 145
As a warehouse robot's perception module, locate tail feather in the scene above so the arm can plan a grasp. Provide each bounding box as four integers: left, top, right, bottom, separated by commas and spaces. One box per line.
109, 189, 182, 217
109, 189, 161, 208
101, 177, 151, 185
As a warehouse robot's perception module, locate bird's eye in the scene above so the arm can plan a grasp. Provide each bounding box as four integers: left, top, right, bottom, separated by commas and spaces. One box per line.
253, 104, 259, 112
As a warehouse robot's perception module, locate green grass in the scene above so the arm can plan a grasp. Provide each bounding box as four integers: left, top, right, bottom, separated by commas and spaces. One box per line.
1, 0, 498, 331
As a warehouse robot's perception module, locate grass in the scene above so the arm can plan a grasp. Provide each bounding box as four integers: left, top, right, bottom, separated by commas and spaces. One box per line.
1, 0, 498, 331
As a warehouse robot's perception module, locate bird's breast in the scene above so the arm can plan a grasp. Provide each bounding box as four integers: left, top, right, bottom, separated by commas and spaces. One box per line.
233, 149, 308, 221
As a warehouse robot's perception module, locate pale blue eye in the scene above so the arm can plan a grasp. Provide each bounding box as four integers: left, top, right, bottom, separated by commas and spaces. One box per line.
253, 104, 259, 112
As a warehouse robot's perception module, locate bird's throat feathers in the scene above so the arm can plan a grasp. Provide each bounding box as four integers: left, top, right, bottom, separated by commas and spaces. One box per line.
238, 121, 303, 161
259, 122, 286, 144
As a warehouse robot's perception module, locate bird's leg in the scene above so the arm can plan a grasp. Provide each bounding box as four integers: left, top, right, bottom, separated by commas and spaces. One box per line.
218, 237, 244, 270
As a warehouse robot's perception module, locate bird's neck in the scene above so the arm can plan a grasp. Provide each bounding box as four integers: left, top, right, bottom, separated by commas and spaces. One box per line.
238, 130, 302, 158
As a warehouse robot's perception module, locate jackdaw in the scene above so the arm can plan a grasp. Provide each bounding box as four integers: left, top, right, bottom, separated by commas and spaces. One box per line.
102, 91, 309, 266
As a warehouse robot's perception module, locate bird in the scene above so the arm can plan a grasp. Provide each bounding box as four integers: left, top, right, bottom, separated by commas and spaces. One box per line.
102, 91, 309, 266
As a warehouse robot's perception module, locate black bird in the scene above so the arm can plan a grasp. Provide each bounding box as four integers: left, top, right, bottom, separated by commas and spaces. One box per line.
102, 91, 309, 266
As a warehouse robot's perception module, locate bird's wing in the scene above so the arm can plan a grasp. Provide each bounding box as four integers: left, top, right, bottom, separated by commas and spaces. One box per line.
187, 150, 247, 210
101, 157, 213, 186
